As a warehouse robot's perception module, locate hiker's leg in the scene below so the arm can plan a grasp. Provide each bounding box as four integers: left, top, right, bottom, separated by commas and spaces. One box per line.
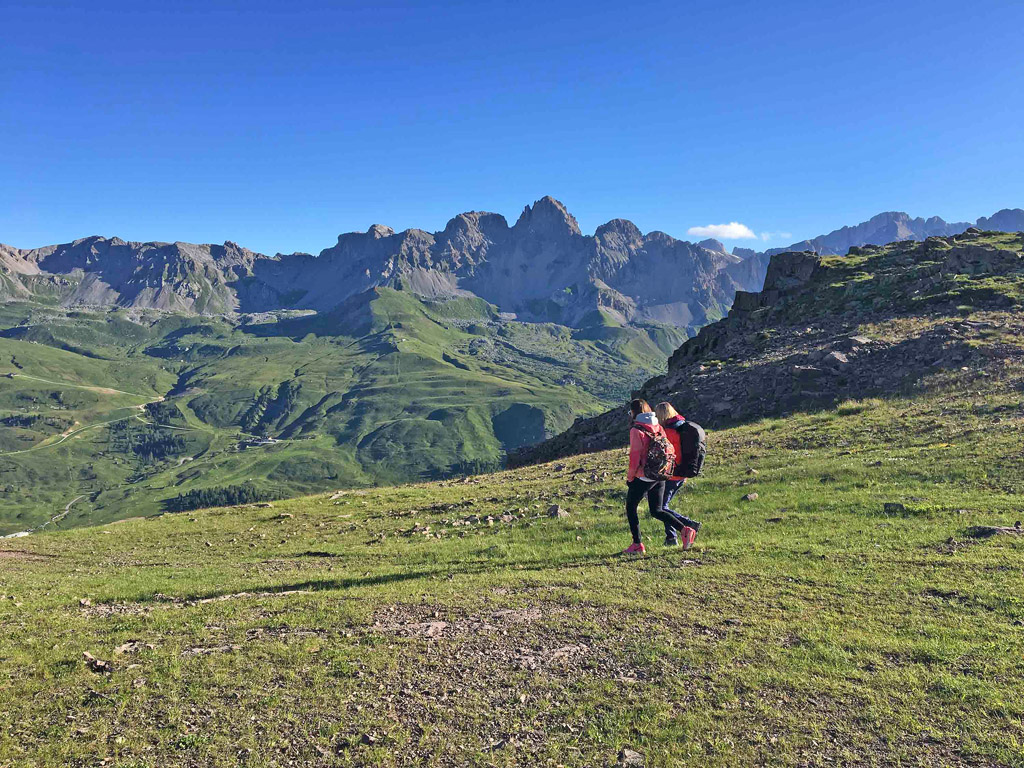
663, 479, 700, 529
647, 482, 686, 534
625, 479, 650, 544
662, 479, 684, 539
663, 480, 683, 513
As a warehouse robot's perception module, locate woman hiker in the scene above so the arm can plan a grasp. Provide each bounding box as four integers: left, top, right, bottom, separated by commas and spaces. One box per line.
655, 401, 702, 549
623, 399, 697, 554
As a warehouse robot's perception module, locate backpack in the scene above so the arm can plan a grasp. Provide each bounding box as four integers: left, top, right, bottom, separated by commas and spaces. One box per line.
641, 426, 676, 481
671, 420, 706, 478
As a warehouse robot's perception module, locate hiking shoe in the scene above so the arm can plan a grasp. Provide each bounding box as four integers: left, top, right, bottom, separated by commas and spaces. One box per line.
680, 526, 697, 551
622, 542, 646, 555
664, 535, 679, 546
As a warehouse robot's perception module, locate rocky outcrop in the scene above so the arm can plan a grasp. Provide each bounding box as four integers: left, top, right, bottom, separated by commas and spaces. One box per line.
510, 231, 1024, 467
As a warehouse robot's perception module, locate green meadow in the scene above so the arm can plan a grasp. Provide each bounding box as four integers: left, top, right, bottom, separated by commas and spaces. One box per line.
2, 357, 1022, 766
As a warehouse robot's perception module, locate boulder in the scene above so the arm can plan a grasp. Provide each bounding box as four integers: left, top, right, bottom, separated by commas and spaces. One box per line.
822, 351, 849, 368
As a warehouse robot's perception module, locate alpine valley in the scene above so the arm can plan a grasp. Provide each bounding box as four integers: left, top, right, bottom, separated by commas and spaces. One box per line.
0, 197, 1021, 533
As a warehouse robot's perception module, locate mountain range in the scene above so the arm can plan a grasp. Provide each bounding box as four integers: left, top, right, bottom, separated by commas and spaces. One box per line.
0, 197, 764, 334
754, 208, 1024, 259
4, 199, 1021, 334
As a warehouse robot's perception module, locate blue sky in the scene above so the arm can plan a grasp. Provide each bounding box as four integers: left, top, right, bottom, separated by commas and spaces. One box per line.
2, 0, 1022, 255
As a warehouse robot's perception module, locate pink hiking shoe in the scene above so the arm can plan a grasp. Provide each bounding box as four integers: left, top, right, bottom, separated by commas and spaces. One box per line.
622, 542, 646, 555
680, 526, 697, 551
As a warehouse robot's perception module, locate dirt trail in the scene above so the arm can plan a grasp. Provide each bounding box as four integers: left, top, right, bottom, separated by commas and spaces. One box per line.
28, 494, 87, 534
0, 374, 168, 456
10, 373, 160, 400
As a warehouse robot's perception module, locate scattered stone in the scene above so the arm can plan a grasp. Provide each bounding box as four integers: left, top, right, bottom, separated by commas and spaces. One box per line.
181, 644, 241, 657
548, 505, 570, 519
619, 747, 644, 767
965, 525, 1024, 539
822, 350, 849, 367
79, 598, 91, 607
746, 468, 758, 475
742, 493, 759, 502
82, 651, 112, 674
114, 640, 154, 655
274, 513, 294, 520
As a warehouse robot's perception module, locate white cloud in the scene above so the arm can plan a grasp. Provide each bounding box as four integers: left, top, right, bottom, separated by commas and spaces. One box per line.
687, 222, 757, 240
760, 231, 793, 242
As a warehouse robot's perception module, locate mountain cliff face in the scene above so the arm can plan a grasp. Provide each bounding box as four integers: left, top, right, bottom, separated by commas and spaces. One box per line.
0, 197, 757, 334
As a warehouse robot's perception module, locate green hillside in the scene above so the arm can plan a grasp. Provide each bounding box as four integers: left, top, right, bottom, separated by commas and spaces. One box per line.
0, 289, 685, 533
2, 366, 1023, 765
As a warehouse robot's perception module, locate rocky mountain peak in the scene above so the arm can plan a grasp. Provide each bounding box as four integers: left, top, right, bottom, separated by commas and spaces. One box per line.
513, 196, 581, 237
698, 238, 727, 253
367, 224, 395, 239
595, 219, 643, 247
977, 208, 1024, 231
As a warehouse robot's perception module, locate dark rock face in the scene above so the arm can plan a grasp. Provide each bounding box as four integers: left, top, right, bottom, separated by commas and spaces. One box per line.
510, 231, 1024, 467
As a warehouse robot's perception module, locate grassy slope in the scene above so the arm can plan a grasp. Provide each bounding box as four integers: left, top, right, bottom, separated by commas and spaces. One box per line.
2, 354, 1023, 766
0, 290, 681, 533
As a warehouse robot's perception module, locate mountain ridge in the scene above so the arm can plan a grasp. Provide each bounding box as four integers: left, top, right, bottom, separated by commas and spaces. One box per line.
0, 197, 753, 334
4, 201, 1021, 333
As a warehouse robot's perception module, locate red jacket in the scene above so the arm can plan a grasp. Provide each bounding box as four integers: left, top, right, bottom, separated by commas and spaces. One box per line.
628, 420, 667, 482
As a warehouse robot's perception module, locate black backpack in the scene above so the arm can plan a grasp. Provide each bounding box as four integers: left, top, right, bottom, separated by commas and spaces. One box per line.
672, 420, 706, 478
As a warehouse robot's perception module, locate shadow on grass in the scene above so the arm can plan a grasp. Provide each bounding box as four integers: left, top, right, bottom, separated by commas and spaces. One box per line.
132, 548, 689, 604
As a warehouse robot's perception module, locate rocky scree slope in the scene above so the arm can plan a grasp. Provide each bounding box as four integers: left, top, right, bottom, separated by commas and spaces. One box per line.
512, 229, 1024, 465
0, 197, 759, 334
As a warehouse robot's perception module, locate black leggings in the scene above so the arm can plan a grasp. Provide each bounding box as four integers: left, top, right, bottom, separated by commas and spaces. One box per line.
626, 479, 690, 544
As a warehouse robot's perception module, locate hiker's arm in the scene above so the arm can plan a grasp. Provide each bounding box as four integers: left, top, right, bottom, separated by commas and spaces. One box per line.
627, 429, 642, 482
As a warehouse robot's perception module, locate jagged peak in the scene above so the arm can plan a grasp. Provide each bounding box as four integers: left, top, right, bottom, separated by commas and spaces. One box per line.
513, 196, 581, 236
334, 224, 395, 245
367, 224, 394, 239
698, 238, 727, 253
442, 210, 509, 235
595, 218, 642, 241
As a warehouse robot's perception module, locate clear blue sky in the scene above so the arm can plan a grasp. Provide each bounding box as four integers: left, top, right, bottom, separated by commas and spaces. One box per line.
2, 0, 1022, 255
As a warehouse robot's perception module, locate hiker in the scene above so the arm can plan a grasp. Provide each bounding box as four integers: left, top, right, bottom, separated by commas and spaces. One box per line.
655, 402, 702, 548
623, 399, 695, 554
